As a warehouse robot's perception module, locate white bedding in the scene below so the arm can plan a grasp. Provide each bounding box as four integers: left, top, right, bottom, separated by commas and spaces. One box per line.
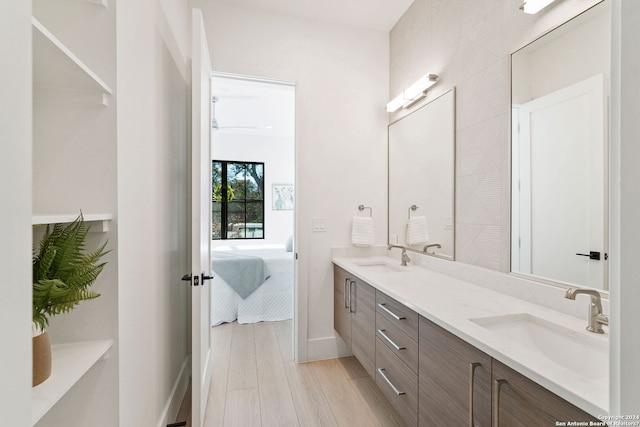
211, 248, 293, 325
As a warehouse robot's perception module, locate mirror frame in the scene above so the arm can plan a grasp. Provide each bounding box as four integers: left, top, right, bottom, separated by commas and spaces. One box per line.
387, 88, 456, 261
509, 0, 610, 294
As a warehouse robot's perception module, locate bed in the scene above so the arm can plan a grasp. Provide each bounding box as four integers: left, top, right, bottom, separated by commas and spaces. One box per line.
210, 248, 293, 326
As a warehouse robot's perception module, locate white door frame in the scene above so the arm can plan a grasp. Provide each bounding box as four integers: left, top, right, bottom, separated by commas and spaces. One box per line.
190, 8, 213, 427
209, 71, 301, 361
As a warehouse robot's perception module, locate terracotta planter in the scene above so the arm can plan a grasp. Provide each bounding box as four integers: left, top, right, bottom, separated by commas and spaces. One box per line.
33, 331, 52, 387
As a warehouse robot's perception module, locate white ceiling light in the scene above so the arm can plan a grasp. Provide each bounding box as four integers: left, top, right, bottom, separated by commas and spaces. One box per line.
386, 93, 406, 113
520, 0, 557, 14
386, 73, 438, 113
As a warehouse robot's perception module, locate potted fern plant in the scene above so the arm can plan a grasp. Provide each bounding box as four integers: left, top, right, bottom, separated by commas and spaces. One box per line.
32, 214, 109, 386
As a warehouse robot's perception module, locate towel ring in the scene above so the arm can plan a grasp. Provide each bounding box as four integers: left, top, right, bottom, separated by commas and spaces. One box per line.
408, 205, 418, 219
358, 205, 373, 217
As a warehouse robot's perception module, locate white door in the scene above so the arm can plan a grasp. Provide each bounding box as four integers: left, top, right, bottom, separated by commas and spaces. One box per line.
190, 8, 213, 427
515, 74, 606, 288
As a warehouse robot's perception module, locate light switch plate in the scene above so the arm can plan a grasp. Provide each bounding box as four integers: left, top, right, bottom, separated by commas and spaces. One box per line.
312, 217, 327, 232
444, 216, 453, 230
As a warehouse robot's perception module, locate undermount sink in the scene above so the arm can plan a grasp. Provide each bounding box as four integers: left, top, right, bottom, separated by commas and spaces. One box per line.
353, 260, 407, 273
470, 313, 608, 380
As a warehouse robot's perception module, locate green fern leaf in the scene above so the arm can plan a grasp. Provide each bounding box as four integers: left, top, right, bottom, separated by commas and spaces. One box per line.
32, 214, 109, 328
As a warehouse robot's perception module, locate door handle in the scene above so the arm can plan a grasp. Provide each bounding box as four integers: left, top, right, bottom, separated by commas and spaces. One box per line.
181, 274, 192, 284
201, 272, 213, 284
575, 251, 601, 260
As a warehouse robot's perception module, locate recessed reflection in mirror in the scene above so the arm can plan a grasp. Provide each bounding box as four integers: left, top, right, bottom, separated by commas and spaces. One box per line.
510, 1, 610, 290
388, 89, 455, 260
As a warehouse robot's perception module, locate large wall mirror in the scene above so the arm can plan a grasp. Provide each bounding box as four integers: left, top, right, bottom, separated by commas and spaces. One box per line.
388, 89, 455, 259
511, 1, 610, 290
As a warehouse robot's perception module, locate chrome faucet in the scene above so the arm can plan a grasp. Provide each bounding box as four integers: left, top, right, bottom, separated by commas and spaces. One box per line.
565, 288, 608, 334
388, 245, 411, 266
423, 243, 442, 254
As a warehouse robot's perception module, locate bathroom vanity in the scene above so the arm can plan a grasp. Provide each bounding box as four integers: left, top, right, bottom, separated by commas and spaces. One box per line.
332, 259, 606, 426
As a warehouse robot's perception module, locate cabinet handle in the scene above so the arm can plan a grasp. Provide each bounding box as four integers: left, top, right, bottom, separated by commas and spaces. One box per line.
468, 362, 481, 427
377, 303, 406, 320
377, 329, 405, 351
492, 379, 507, 427
349, 280, 355, 313
344, 278, 349, 309
377, 368, 405, 396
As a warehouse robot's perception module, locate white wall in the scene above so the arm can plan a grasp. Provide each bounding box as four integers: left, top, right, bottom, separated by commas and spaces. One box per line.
116, 0, 190, 425
213, 133, 295, 247
191, 0, 389, 360
610, 0, 640, 415
0, 1, 32, 424
212, 79, 295, 247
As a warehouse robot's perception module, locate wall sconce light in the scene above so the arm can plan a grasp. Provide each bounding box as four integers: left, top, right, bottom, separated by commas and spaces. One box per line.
520, 0, 557, 14
386, 73, 438, 113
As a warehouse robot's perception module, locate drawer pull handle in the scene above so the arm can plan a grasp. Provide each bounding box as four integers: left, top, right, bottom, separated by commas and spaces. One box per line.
377, 368, 405, 396
344, 278, 349, 309
492, 379, 507, 427
349, 280, 355, 313
377, 303, 406, 320
377, 329, 405, 351
469, 362, 481, 427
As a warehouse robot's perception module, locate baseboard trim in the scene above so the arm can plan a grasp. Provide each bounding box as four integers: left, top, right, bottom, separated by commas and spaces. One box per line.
156, 356, 190, 427
307, 334, 352, 361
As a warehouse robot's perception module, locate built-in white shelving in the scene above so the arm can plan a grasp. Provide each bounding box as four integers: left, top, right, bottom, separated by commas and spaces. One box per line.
31, 0, 118, 423
32, 16, 111, 106
32, 340, 114, 425
32, 214, 113, 231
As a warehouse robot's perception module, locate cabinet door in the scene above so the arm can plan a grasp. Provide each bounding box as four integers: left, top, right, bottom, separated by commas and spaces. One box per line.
419, 316, 491, 427
492, 360, 599, 427
351, 279, 376, 378
377, 336, 419, 427
334, 266, 351, 346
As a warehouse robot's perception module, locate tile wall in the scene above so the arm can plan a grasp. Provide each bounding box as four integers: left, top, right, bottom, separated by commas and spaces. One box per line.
389, 0, 601, 272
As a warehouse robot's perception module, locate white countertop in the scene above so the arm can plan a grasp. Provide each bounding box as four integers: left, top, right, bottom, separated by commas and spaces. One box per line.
332, 255, 609, 417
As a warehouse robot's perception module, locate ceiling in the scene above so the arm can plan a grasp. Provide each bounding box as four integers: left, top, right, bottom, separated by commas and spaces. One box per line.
215, 0, 414, 32
212, 76, 295, 137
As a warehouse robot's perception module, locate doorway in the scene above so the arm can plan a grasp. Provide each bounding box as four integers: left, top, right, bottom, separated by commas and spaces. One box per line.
209, 73, 296, 358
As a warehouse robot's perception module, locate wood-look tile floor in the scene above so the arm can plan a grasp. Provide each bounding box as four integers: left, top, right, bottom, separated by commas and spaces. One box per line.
200, 320, 405, 427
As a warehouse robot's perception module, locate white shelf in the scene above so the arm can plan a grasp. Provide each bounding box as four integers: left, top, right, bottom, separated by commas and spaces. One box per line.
32, 16, 112, 105
32, 340, 114, 425
32, 213, 113, 232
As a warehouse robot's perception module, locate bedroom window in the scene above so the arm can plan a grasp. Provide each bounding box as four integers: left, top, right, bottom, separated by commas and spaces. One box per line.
212, 161, 265, 240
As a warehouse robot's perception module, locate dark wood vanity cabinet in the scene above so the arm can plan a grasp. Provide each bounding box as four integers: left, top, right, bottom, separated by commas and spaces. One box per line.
333, 264, 601, 427
375, 291, 420, 427
333, 266, 352, 346
333, 265, 376, 378
419, 316, 492, 427
419, 317, 599, 427
492, 360, 599, 427
351, 278, 376, 378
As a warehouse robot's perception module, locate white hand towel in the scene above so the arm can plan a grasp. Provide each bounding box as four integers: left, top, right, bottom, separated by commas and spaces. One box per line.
351, 216, 375, 247
407, 216, 429, 245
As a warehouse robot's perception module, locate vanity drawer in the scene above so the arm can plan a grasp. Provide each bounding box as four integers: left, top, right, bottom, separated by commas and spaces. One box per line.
376, 313, 418, 374
376, 336, 418, 427
376, 291, 419, 341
